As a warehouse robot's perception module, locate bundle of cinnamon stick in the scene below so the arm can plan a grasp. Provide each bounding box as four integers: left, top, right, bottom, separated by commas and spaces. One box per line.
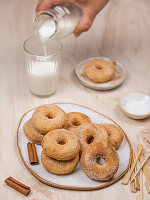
122, 144, 150, 200
5, 177, 31, 196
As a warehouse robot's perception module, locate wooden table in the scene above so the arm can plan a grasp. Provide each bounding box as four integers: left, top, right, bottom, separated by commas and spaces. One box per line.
0, 0, 150, 199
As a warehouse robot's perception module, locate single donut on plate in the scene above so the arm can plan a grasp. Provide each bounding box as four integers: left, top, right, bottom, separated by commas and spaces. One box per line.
65, 112, 91, 132
42, 129, 80, 160
32, 104, 68, 134
81, 141, 119, 181
23, 119, 44, 144
76, 123, 109, 153
41, 151, 79, 175
100, 123, 124, 149
84, 59, 115, 83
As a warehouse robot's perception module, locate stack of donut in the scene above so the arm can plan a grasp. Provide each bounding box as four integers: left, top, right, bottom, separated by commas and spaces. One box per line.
23, 104, 124, 181
41, 129, 80, 175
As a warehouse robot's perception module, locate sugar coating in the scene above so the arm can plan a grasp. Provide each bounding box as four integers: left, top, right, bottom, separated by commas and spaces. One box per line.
65, 112, 91, 131
84, 59, 115, 83
100, 123, 124, 149
76, 123, 109, 152
42, 129, 80, 160
81, 141, 119, 181
23, 118, 44, 144
41, 151, 79, 175
32, 104, 68, 133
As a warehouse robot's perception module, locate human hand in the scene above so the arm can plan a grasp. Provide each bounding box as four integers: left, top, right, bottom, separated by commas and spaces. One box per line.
36, 0, 109, 37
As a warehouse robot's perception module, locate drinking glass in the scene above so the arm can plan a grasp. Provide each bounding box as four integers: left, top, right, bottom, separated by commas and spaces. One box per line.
23, 36, 63, 96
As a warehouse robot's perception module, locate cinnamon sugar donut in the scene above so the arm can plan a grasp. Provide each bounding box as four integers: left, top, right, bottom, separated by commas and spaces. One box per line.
23, 119, 44, 144
41, 151, 79, 175
32, 104, 68, 134
42, 129, 80, 160
65, 112, 91, 131
76, 123, 109, 153
101, 123, 124, 149
81, 141, 119, 181
84, 59, 115, 83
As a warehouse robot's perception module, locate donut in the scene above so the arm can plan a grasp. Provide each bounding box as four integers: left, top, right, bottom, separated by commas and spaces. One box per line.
65, 112, 91, 131
81, 141, 119, 181
23, 119, 44, 144
32, 104, 68, 134
84, 59, 115, 83
42, 129, 80, 160
76, 123, 109, 153
41, 151, 79, 175
101, 123, 124, 149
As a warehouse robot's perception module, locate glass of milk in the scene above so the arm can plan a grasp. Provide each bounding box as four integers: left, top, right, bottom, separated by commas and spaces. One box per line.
23, 36, 63, 96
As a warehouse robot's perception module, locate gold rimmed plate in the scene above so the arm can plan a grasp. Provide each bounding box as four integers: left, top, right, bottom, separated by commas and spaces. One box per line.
17, 103, 131, 190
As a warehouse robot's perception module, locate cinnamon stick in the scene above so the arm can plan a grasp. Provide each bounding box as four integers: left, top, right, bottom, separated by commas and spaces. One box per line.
27, 142, 39, 165
5, 177, 31, 196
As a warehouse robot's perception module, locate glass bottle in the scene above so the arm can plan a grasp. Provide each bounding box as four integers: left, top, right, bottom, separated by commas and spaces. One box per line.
34, 3, 82, 40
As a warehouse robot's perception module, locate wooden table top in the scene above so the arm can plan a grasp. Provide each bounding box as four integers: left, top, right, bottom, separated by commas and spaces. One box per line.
0, 0, 150, 199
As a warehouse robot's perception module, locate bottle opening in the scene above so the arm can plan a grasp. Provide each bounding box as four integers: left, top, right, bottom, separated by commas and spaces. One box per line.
34, 13, 56, 40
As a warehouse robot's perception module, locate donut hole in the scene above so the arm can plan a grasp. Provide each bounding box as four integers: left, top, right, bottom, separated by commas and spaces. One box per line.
95, 65, 103, 70
97, 156, 105, 165
46, 113, 54, 119
57, 139, 66, 145
87, 135, 94, 144
72, 120, 80, 127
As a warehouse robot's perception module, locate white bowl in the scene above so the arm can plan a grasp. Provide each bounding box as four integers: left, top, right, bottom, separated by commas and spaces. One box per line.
119, 93, 150, 119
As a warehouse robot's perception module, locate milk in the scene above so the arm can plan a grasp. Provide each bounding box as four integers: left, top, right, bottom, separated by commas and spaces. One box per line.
38, 17, 78, 40
34, 3, 82, 40
27, 60, 59, 96
27, 3, 80, 96
38, 17, 56, 41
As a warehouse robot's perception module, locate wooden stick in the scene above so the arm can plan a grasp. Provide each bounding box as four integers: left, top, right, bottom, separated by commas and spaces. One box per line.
131, 153, 150, 182
136, 169, 143, 200
134, 151, 140, 190
122, 145, 143, 185
137, 144, 150, 193
130, 152, 136, 192
5, 177, 31, 196
145, 181, 150, 194
27, 142, 39, 165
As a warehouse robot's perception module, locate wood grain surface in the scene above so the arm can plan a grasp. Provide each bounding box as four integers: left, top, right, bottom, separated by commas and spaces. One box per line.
0, 0, 150, 199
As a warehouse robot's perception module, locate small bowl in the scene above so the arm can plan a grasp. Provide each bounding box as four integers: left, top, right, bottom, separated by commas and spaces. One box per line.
119, 93, 150, 119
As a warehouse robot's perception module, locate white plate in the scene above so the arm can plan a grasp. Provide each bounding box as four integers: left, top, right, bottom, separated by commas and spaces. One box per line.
119, 93, 150, 119
17, 103, 131, 190
75, 57, 126, 90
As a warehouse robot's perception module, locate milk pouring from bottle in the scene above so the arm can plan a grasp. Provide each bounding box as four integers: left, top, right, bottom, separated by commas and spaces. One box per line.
26, 3, 81, 96
34, 3, 82, 41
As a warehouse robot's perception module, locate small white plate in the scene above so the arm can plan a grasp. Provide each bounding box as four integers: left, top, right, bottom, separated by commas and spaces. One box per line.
17, 103, 131, 190
119, 93, 150, 119
75, 57, 126, 90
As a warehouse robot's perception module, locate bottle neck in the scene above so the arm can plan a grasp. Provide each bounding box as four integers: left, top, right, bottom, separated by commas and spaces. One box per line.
34, 10, 58, 40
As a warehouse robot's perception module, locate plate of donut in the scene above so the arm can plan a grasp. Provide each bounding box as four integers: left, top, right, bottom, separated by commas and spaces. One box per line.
17, 103, 131, 190
75, 57, 126, 90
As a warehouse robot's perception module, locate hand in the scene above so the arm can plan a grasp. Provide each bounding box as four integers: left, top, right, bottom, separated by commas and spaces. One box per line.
36, 0, 109, 37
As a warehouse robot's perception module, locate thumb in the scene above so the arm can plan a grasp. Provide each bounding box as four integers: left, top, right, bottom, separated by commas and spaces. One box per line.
74, 11, 96, 37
